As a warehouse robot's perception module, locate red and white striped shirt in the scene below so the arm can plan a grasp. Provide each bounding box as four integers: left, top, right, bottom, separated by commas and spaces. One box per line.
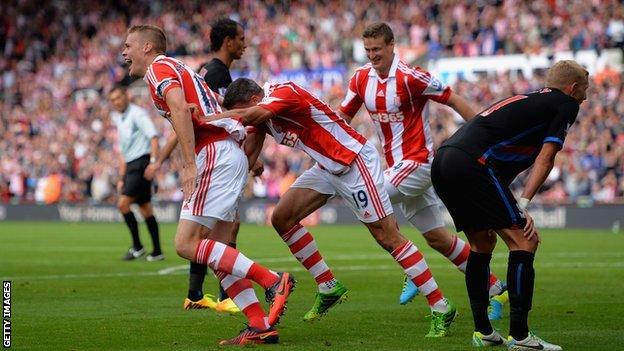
340, 55, 451, 166
144, 55, 244, 154
258, 81, 367, 174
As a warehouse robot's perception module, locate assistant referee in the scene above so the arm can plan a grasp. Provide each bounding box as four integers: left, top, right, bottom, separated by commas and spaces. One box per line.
108, 85, 164, 261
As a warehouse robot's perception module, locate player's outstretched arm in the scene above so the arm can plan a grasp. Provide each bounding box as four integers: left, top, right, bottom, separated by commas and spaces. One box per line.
204, 106, 274, 126
445, 92, 478, 121
165, 87, 197, 200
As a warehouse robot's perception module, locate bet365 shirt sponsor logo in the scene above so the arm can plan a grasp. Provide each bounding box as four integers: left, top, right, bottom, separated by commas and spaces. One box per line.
370, 111, 405, 123
3, 281, 10, 348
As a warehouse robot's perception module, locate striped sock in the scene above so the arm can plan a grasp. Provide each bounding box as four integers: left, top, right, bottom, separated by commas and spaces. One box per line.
279, 224, 336, 293
216, 272, 269, 330
194, 239, 278, 289
445, 235, 503, 295
391, 240, 445, 310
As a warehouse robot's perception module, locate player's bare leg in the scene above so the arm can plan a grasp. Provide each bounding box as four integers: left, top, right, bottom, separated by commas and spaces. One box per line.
117, 195, 145, 260
271, 187, 347, 322
364, 214, 457, 337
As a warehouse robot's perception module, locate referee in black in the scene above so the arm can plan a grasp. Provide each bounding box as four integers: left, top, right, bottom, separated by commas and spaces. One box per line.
108, 85, 164, 262
431, 60, 588, 350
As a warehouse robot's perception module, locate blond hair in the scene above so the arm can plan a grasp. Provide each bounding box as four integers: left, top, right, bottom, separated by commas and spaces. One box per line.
546, 60, 588, 90
128, 24, 167, 54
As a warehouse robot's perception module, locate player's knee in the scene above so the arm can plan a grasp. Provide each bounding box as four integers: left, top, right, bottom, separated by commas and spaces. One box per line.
138, 203, 153, 218
367, 220, 404, 252
422, 228, 451, 253
117, 199, 130, 213
174, 235, 195, 260
271, 207, 292, 233
519, 237, 539, 253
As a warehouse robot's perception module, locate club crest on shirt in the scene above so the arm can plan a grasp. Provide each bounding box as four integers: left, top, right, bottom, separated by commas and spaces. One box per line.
429, 77, 443, 91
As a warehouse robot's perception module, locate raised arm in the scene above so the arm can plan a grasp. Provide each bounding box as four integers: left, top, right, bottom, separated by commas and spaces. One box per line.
165, 87, 196, 200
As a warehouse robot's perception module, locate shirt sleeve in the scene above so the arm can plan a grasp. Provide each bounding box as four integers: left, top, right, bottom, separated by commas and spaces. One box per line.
339, 71, 364, 118
543, 99, 579, 149
407, 67, 452, 104
257, 85, 300, 116
151, 62, 181, 100
203, 67, 231, 95
133, 107, 159, 139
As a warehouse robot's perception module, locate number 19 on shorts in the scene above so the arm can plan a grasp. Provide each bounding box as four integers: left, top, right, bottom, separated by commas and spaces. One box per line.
351, 190, 369, 209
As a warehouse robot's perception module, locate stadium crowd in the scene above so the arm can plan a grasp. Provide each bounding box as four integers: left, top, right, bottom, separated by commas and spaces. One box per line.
1, 0, 624, 204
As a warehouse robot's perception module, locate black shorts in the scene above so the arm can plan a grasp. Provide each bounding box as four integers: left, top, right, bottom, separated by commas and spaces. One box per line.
431, 146, 526, 232
122, 155, 152, 205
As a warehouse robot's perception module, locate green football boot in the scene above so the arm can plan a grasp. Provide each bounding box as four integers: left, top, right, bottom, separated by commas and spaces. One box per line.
303, 281, 348, 322
425, 300, 458, 337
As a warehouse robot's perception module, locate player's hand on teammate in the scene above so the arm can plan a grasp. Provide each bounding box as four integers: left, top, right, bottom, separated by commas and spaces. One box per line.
116, 180, 124, 193
180, 163, 197, 201
522, 210, 540, 242
187, 103, 200, 118
250, 160, 264, 177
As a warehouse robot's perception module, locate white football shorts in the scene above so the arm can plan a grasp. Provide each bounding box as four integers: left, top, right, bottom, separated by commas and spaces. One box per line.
180, 139, 248, 229
291, 142, 393, 223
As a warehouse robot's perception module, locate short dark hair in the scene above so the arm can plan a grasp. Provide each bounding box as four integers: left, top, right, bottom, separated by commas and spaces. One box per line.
128, 24, 167, 54
362, 22, 394, 44
108, 84, 127, 96
223, 78, 263, 110
210, 18, 241, 52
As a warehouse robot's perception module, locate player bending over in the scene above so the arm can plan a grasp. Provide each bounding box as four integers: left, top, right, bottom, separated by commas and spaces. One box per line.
208, 77, 458, 338
432, 60, 588, 350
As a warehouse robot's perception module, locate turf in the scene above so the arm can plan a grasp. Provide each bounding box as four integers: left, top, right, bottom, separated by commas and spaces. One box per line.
1, 221, 622, 350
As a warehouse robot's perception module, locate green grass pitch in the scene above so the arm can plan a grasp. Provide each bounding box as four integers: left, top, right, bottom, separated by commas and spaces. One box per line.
1, 221, 623, 350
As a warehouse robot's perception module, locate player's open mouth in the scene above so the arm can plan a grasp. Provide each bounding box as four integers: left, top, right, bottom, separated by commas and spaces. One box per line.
125, 59, 132, 65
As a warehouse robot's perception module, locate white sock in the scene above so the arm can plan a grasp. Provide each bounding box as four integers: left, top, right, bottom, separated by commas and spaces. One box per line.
318, 278, 338, 293
431, 297, 449, 313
